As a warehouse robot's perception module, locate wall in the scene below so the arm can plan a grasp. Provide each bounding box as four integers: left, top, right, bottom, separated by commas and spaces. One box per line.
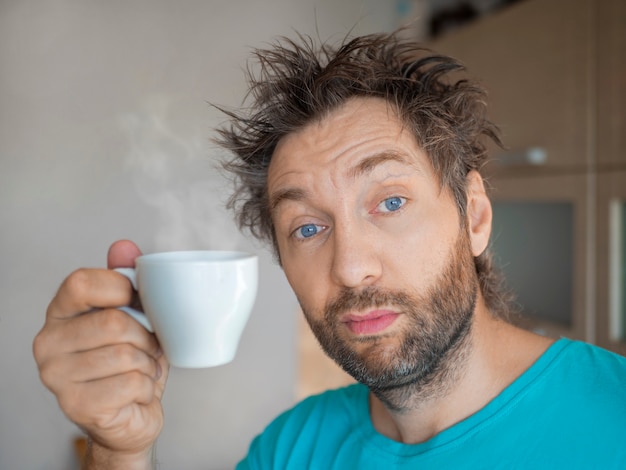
0, 1, 406, 468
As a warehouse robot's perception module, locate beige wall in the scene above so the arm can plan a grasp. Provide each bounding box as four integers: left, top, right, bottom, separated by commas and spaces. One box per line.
0, 1, 407, 468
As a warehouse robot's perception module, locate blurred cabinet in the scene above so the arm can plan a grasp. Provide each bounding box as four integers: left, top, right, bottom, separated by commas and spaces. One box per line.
431, 0, 592, 171
430, 0, 626, 353
596, 0, 626, 169
595, 0, 626, 355
597, 172, 626, 356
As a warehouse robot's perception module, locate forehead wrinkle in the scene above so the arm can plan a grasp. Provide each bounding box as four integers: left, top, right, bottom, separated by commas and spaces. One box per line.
270, 149, 428, 214
346, 150, 425, 181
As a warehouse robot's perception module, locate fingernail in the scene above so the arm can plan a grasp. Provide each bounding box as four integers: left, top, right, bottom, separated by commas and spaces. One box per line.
155, 361, 162, 380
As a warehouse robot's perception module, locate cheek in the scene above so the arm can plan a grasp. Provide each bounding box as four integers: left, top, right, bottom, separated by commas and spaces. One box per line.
281, 255, 328, 314
391, 234, 450, 289
392, 209, 460, 284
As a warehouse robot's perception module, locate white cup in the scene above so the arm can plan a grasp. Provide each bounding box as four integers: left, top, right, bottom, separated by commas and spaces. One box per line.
115, 250, 258, 368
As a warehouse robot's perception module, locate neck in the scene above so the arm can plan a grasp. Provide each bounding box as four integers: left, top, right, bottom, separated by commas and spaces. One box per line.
369, 299, 554, 444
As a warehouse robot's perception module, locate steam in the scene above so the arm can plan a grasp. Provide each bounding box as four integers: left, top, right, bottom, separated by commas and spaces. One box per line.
119, 96, 245, 251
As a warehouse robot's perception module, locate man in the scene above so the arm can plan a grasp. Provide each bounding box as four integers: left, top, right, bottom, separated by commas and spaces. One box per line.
34, 31, 626, 469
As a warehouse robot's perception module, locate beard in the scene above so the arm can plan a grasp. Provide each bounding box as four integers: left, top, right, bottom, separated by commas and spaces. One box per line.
301, 228, 478, 411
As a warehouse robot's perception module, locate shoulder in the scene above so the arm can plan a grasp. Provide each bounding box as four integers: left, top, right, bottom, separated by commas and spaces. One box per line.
533, 338, 626, 413
486, 338, 626, 430
526, 339, 626, 461
238, 383, 367, 469
553, 338, 626, 373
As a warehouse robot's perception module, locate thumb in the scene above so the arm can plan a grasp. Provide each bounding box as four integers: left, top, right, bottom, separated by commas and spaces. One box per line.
107, 240, 143, 269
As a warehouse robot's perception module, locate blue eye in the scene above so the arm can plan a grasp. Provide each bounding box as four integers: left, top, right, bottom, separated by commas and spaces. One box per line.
294, 223, 323, 239
378, 196, 406, 213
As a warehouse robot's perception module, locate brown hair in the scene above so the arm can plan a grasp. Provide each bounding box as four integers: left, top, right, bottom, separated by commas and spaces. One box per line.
216, 31, 513, 318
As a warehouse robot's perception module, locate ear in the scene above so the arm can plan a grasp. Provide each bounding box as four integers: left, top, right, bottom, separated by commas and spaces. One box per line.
465, 171, 492, 257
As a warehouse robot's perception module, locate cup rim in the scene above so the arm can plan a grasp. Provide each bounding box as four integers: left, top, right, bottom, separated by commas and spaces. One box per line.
137, 250, 257, 264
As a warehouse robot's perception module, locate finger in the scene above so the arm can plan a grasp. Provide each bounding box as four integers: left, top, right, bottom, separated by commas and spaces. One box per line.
107, 240, 142, 269
47, 269, 134, 321
41, 308, 161, 358
59, 371, 158, 426
154, 354, 169, 400
40, 342, 161, 391
78, 343, 161, 383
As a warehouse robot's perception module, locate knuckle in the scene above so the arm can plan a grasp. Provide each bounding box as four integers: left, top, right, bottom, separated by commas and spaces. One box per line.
97, 309, 132, 335
111, 343, 143, 368
37, 353, 73, 395
125, 370, 150, 389
38, 362, 57, 389
60, 391, 92, 425
92, 412, 114, 431
119, 371, 155, 403
62, 268, 93, 297
33, 332, 64, 390
32, 329, 49, 364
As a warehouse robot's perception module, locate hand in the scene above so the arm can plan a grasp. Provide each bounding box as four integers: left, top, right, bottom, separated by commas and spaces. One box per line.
33, 240, 169, 468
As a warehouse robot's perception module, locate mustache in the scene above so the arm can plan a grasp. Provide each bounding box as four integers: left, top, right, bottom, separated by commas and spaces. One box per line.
324, 287, 420, 320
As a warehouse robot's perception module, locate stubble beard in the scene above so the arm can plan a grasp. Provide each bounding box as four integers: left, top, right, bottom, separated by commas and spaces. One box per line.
302, 230, 478, 412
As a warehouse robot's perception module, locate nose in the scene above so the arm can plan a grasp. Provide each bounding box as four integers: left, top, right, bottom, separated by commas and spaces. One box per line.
330, 221, 382, 289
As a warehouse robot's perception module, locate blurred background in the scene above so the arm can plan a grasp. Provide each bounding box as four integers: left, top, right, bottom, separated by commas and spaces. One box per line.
1, 0, 624, 468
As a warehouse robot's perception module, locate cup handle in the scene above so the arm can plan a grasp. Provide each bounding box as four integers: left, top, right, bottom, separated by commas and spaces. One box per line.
113, 267, 154, 333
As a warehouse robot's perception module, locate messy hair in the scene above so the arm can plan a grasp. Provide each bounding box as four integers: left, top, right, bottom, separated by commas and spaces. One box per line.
215, 31, 513, 318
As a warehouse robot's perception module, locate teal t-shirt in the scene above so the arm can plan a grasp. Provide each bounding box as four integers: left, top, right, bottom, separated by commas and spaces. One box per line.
238, 339, 626, 469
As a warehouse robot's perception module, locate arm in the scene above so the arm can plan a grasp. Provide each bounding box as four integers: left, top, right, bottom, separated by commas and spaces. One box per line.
33, 240, 169, 469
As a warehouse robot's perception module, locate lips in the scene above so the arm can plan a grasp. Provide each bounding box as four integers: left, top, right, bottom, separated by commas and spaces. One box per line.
341, 310, 399, 335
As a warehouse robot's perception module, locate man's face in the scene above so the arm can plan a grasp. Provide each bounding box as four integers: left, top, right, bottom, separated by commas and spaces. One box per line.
267, 97, 479, 392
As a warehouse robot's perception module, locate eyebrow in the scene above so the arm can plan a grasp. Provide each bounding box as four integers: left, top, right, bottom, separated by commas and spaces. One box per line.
346, 150, 417, 179
269, 187, 308, 213
269, 150, 419, 213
